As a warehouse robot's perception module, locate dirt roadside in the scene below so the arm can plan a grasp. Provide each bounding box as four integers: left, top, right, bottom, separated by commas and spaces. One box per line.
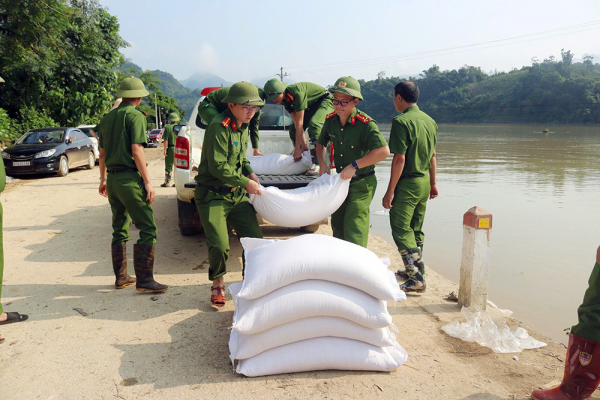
0, 146, 590, 400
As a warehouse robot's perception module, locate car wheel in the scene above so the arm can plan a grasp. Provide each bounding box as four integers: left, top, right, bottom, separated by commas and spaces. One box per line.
57, 156, 69, 177
85, 151, 95, 169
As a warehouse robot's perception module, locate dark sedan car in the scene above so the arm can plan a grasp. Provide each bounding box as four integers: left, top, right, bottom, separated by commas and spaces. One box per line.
2, 127, 96, 177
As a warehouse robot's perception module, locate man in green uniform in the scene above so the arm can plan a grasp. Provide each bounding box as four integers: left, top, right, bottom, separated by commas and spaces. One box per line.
263, 79, 334, 174
194, 81, 264, 307
383, 80, 438, 293
197, 86, 264, 156
532, 245, 600, 400
0, 77, 29, 343
316, 76, 389, 247
161, 111, 180, 187
97, 77, 167, 293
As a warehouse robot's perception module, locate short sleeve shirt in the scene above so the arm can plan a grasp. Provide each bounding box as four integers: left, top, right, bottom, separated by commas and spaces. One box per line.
163, 124, 176, 146
318, 109, 388, 175
97, 102, 147, 170
282, 82, 328, 113
194, 109, 253, 188
388, 105, 437, 177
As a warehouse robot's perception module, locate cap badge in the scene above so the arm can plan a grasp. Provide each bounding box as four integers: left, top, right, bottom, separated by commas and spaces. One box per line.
338, 81, 347, 88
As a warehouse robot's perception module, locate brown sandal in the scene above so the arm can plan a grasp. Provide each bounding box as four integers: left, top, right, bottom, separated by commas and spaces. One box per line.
210, 286, 226, 307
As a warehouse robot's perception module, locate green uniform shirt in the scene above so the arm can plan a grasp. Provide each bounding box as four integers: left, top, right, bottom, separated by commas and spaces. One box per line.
195, 109, 254, 188
282, 82, 329, 113
388, 105, 437, 177
319, 109, 388, 175
162, 123, 176, 146
97, 102, 147, 170
202, 87, 261, 149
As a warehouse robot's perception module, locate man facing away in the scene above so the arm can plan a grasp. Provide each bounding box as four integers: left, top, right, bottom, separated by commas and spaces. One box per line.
161, 111, 180, 187
383, 80, 438, 293
316, 76, 389, 247
263, 79, 334, 175
97, 77, 167, 293
194, 82, 264, 307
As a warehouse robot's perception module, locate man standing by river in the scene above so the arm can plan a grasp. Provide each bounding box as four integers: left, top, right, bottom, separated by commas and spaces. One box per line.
97, 77, 168, 293
532, 245, 600, 399
316, 76, 389, 247
383, 80, 438, 293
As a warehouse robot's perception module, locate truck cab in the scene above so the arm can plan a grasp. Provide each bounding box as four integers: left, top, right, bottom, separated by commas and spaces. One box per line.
174, 89, 329, 236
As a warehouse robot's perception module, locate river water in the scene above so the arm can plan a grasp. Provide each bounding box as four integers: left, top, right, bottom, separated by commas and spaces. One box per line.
369, 123, 600, 345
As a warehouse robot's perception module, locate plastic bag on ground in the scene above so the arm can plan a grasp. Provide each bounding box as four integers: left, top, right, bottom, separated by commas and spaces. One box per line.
441, 306, 547, 353
235, 337, 408, 377
238, 234, 405, 301
248, 151, 312, 175
248, 173, 350, 227
229, 280, 392, 334
229, 316, 398, 361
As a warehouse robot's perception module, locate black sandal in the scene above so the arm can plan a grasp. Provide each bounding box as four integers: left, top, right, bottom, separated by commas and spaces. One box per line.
0, 312, 29, 325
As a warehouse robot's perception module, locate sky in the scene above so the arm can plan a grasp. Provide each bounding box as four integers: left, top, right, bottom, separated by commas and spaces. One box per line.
97, 0, 600, 87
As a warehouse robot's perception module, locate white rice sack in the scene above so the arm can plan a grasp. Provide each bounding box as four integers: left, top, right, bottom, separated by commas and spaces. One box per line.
239, 234, 405, 301
248, 173, 350, 227
248, 151, 311, 175
236, 337, 408, 377
230, 280, 391, 334
229, 316, 397, 361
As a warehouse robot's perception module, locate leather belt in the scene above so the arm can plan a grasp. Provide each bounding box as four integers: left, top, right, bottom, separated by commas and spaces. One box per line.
167, 145, 174, 148
351, 171, 375, 181
201, 184, 238, 194
107, 168, 138, 174
400, 173, 422, 179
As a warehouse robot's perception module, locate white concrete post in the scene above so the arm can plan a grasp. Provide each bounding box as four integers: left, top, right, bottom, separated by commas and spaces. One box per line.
458, 206, 492, 309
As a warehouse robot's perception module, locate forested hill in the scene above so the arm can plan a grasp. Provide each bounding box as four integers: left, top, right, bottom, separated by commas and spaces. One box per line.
359, 53, 600, 125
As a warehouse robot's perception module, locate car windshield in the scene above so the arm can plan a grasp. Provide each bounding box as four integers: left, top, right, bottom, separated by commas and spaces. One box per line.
258, 104, 292, 129
149, 129, 161, 135
16, 130, 65, 145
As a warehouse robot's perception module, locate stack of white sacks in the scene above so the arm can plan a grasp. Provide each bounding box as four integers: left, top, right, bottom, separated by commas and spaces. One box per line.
228, 234, 408, 377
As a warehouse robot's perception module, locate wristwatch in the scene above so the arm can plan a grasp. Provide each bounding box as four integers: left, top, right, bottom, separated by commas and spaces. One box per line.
351, 160, 359, 170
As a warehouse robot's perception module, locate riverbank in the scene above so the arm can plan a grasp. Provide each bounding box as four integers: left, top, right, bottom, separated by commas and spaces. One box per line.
0, 147, 581, 399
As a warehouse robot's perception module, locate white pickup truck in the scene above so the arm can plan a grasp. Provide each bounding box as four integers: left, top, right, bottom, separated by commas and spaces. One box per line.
173, 89, 330, 236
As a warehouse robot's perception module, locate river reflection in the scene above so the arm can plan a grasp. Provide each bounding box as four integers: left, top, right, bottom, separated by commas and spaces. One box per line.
370, 124, 600, 344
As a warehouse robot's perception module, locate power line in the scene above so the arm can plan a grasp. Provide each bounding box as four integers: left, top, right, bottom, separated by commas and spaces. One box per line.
286, 20, 600, 75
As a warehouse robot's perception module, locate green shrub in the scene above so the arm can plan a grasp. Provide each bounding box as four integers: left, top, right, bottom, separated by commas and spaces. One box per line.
9, 107, 58, 143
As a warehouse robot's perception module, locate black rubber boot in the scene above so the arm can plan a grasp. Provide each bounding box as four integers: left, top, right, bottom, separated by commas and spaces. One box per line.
112, 243, 136, 289
133, 244, 168, 293
398, 248, 426, 293
160, 173, 172, 187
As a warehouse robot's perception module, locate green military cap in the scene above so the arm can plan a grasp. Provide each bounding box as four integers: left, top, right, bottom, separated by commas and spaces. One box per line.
256, 85, 266, 101
222, 81, 265, 106
116, 77, 150, 98
168, 112, 180, 122
263, 78, 287, 101
329, 76, 363, 100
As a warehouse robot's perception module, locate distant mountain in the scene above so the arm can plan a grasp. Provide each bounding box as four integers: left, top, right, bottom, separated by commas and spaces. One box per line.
181, 72, 232, 90
120, 61, 142, 73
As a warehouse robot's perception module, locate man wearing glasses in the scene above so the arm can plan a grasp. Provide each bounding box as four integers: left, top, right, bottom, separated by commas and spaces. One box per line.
197, 85, 265, 156
315, 76, 390, 247
383, 80, 438, 293
194, 81, 264, 307
263, 79, 334, 175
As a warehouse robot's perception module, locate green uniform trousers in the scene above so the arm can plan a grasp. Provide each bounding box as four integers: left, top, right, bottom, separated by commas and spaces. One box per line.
572, 261, 600, 342
390, 176, 430, 252
289, 97, 334, 143
331, 174, 377, 248
107, 171, 157, 246
0, 202, 4, 315
194, 185, 263, 281
165, 146, 174, 173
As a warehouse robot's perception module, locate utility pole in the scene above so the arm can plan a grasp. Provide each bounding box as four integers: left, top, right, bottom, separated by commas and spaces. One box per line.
154, 93, 159, 129
276, 67, 290, 82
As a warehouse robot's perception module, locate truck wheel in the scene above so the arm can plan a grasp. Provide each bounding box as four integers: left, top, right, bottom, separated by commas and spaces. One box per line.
178, 198, 203, 236
300, 224, 319, 233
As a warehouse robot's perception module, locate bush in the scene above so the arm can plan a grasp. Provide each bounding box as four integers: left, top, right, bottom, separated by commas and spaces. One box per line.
9, 107, 58, 142
0, 109, 10, 145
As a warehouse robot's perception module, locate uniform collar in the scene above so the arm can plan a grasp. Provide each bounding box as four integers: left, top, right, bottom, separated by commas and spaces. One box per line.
118, 101, 134, 109
340, 108, 359, 126
404, 105, 419, 113
224, 109, 244, 131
